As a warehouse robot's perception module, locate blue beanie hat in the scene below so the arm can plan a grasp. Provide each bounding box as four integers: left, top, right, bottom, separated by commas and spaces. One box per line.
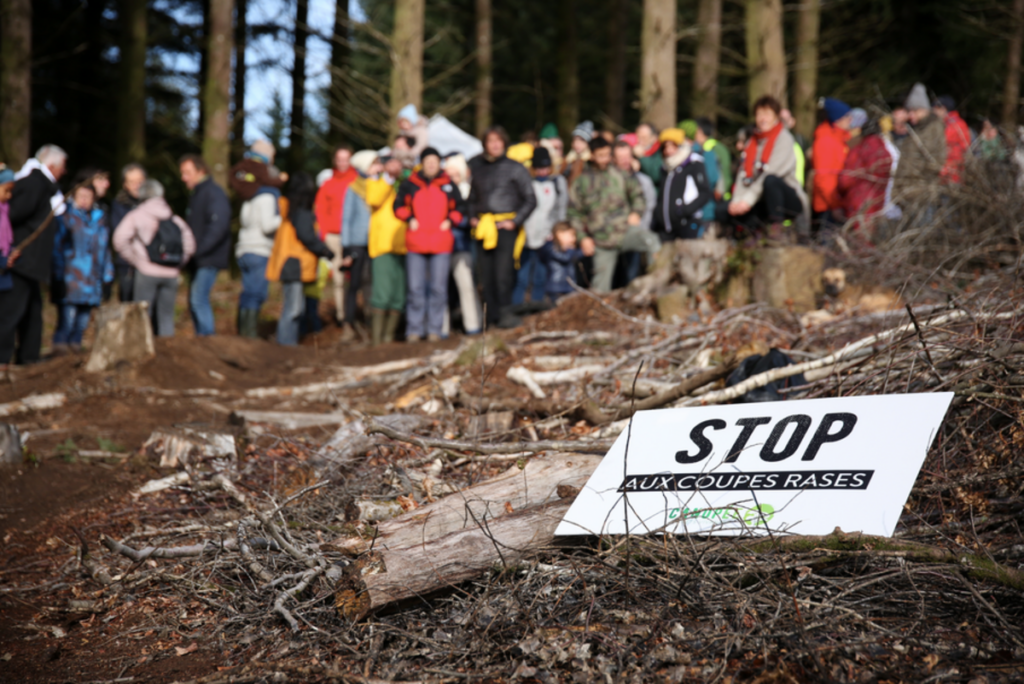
0, 168, 14, 185
822, 97, 852, 124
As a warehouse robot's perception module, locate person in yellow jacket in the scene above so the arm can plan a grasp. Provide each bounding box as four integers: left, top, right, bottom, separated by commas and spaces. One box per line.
266, 172, 335, 345
365, 155, 408, 345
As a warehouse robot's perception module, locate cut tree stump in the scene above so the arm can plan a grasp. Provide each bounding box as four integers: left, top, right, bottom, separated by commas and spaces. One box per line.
751, 246, 824, 313
143, 428, 237, 468
330, 452, 600, 555
85, 302, 155, 372
0, 424, 22, 465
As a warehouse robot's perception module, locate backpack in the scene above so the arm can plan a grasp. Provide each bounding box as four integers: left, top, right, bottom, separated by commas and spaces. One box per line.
146, 218, 184, 266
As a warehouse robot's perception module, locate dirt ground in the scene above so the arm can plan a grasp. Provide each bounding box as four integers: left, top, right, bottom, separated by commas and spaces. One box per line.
0, 280, 632, 683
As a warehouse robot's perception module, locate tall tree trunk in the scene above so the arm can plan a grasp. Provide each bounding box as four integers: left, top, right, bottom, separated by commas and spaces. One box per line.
116, 0, 147, 171
390, 0, 425, 136
474, 0, 492, 138
233, 0, 247, 156
692, 0, 722, 122
328, 0, 349, 148
640, 0, 677, 130
745, 0, 787, 110
198, 0, 210, 139
290, 0, 309, 170
604, 0, 629, 128
0, 0, 32, 167
202, 0, 234, 189
1004, 0, 1024, 127
793, 0, 820, 142
556, 0, 579, 140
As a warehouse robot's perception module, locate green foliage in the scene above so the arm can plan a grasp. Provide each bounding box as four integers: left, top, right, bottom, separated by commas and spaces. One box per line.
56, 438, 78, 462
96, 437, 125, 453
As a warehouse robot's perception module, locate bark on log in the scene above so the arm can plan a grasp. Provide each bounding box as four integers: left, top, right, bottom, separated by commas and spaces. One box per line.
143, 428, 236, 468
335, 499, 572, 621
330, 452, 600, 554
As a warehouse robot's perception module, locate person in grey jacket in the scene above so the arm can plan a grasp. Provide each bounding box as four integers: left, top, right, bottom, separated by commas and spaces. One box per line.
726, 96, 810, 239
467, 126, 537, 328
514, 146, 567, 305
180, 154, 231, 336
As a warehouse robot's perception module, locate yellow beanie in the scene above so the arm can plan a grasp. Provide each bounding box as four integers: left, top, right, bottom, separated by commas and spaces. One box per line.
506, 142, 535, 168
658, 128, 685, 145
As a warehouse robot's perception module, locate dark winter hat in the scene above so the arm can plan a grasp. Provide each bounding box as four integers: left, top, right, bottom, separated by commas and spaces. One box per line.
532, 146, 552, 169
935, 95, 956, 112
420, 147, 441, 161
822, 97, 852, 124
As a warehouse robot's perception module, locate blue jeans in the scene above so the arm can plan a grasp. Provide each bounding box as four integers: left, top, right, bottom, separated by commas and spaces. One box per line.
237, 253, 269, 311
277, 281, 304, 346
406, 252, 451, 338
512, 247, 547, 305
189, 266, 219, 336
53, 303, 93, 345
300, 297, 322, 336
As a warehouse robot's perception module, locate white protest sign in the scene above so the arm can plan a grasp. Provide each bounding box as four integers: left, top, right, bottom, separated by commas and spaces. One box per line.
556, 393, 953, 538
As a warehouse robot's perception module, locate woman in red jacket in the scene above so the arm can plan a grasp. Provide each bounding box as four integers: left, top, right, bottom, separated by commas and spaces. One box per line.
393, 147, 464, 341
837, 120, 894, 243
812, 98, 853, 226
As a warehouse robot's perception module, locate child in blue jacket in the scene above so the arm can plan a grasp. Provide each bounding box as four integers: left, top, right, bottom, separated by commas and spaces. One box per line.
539, 222, 584, 303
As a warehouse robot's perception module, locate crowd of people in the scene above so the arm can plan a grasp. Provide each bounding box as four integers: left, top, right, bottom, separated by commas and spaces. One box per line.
0, 84, 1010, 364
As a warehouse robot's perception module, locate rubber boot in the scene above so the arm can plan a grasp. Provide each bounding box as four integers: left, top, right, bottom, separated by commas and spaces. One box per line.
238, 309, 259, 339
383, 310, 401, 343
370, 309, 385, 346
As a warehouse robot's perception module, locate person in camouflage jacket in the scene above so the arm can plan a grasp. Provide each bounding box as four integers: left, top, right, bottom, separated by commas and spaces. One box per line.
568, 137, 658, 292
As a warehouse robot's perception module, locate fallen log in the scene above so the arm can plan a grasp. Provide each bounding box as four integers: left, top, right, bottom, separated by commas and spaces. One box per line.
330, 452, 600, 554
366, 419, 614, 455
0, 392, 66, 418
578, 357, 737, 426
229, 410, 348, 430
334, 499, 573, 621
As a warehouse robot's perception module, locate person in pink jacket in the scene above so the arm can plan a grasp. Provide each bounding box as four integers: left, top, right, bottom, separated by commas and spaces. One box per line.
112, 179, 196, 336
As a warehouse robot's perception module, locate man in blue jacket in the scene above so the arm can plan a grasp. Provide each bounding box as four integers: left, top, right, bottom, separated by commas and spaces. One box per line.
179, 154, 231, 337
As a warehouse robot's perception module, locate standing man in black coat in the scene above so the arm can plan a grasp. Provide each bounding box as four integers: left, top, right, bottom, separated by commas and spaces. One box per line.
109, 163, 147, 302
179, 154, 231, 337
467, 126, 537, 329
0, 145, 68, 365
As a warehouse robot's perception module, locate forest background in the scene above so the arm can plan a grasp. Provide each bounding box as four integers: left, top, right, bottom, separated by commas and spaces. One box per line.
2, 0, 1023, 212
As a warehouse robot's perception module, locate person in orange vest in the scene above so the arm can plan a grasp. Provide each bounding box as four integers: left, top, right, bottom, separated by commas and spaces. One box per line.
933, 95, 972, 184
812, 97, 855, 230
267, 173, 336, 346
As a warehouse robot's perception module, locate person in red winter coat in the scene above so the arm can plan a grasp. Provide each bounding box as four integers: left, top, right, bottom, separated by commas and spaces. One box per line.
934, 95, 971, 184
837, 122, 894, 242
393, 147, 464, 341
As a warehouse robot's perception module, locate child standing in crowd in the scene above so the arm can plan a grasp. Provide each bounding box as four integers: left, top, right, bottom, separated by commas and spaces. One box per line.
51, 182, 113, 352
366, 155, 408, 345
394, 147, 463, 342
0, 168, 14, 279
514, 146, 567, 305
540, 222, 584, 302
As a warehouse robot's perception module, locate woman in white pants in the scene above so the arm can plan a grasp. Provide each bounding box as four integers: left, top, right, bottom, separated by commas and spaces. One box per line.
443, 155, 482, 334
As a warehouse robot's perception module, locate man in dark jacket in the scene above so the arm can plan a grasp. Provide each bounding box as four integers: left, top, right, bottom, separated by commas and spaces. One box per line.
0, 145, 68, 365
468, 126, 537, 329
109, 163, 146, 302
180, 154, 231, 336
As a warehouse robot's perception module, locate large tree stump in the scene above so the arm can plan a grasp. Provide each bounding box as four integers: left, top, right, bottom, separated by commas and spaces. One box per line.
751, 246, 823, 313
0, 424, 22, 465
85, 302, 155, 373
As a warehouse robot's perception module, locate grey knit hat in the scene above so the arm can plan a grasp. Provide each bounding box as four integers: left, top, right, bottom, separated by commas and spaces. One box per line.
905, 83, 930, 111
572, 120, 594, 142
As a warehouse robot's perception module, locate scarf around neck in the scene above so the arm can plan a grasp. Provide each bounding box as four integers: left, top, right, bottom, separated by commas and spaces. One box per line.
743, 122, 784, 182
